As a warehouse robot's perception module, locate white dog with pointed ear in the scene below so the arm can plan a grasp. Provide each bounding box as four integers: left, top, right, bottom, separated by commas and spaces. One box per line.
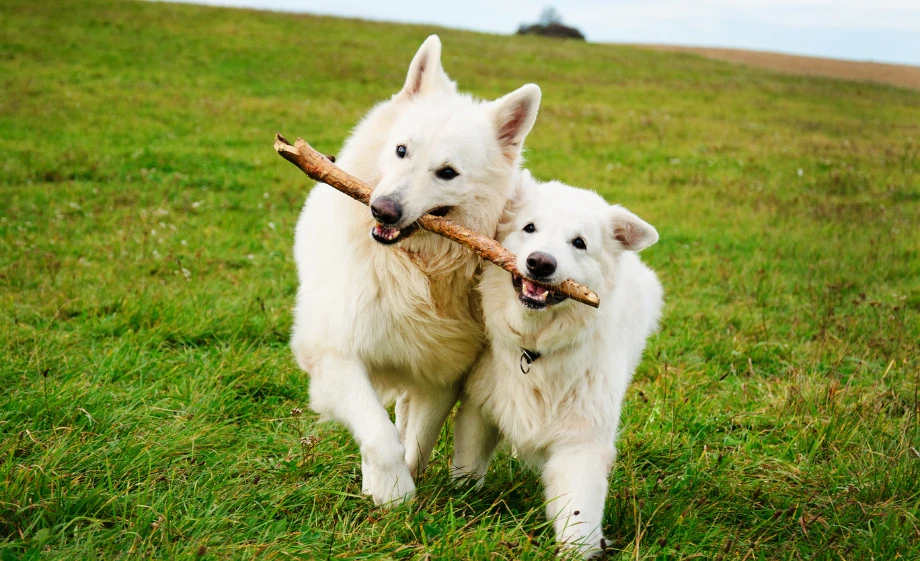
290, 36, 541, 506
452, 174, 664, 557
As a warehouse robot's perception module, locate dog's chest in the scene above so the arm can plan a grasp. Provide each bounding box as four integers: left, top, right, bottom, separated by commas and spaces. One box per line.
362, 264, 484, 387
477, 349, 616, 453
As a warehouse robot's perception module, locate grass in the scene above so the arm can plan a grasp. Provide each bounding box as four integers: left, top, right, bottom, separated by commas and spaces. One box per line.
1, 0, 918, 558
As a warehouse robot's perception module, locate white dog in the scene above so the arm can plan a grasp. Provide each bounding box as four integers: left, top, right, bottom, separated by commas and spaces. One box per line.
290, 36, 541, 506
452, 174, 663, 557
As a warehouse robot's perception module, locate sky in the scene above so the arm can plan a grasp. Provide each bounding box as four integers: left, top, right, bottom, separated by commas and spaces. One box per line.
171, 0, 920, 66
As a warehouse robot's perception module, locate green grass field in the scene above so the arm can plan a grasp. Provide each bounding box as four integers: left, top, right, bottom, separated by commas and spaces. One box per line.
2, 1, 919, 559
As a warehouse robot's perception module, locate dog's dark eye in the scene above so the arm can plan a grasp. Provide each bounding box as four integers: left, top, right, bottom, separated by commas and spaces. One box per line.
396, 145, 407, 158
523, 223, 536, 233
436, 167, 458, 180
572, 237, 587, 250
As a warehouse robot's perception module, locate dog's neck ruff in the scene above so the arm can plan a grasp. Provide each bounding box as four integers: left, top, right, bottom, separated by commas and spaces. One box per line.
519, 348, 541, 374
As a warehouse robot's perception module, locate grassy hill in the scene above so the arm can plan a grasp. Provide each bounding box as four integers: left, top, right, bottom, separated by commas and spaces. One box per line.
1, 0, 918, 559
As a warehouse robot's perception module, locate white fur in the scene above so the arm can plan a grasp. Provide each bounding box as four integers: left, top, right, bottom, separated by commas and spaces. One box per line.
290, 36, 541, 506
452, 175, 664, 557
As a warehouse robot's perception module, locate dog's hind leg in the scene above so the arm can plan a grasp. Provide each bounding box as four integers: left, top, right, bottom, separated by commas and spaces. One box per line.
395, 392, 410, 443
542, 444, 614, 558
401, 383, 461, 478
451, 399, 499, 486
308, 354, 416, 506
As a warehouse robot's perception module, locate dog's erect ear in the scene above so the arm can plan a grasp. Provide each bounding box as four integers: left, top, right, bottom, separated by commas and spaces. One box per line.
609, 205, 658, 252
398, 35, 454, 98
490, 84, 541, 163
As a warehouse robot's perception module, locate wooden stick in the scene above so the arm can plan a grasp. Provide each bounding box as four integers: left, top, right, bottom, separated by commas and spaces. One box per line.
274, 133, 601, 308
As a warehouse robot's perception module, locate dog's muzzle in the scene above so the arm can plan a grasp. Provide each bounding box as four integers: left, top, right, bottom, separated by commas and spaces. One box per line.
368, 205, 452, 245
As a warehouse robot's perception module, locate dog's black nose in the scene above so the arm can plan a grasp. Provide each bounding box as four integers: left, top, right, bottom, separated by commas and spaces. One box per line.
371, 197, 403, 225
526, 252, 557, 278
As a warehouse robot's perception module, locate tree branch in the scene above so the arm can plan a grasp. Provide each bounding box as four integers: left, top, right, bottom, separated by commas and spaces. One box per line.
274, 133, 600, 308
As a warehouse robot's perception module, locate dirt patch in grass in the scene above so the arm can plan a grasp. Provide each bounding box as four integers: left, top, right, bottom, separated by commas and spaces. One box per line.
630, 44, 920, 90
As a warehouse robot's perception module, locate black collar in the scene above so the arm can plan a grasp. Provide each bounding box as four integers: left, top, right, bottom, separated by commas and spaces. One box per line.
520, 348, 541, 374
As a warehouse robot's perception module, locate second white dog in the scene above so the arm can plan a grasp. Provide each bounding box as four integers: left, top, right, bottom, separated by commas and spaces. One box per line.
452, 174, 663, 557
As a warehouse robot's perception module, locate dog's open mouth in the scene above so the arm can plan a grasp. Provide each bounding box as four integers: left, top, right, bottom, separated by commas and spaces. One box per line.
371, 222, 418, 245
512, 275, 568, 310
370, 207, 452, 245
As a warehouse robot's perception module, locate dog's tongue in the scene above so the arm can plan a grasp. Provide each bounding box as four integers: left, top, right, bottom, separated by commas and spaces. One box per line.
522, 279, 549, 301
372, 223, 401, 241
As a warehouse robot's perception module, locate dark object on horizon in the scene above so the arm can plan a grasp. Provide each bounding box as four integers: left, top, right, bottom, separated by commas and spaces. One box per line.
517, 7, 585, 40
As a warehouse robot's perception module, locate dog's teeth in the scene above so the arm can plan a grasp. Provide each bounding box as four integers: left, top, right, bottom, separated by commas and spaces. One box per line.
522, 280, 549, 300
373, 224, 401, 241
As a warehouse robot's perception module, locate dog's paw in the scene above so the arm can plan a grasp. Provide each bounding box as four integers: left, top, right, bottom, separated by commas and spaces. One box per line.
363, 461, 416, 507
556, 534, 607, 559
586, 536, 608, 559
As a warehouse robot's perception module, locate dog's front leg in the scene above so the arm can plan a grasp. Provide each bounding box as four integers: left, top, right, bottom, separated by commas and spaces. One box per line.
308, 354, 415, 506
451, 399, 500, 486
400, 383, 462, 477
542, 444, 614, 558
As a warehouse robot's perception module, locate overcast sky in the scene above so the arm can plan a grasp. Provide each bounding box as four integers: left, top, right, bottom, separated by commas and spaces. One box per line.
173, 0, 920, 66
